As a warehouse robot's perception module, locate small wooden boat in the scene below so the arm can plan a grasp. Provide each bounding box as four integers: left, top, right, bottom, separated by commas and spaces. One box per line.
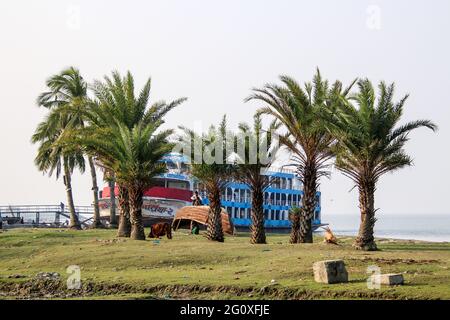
172, 206, 234, 235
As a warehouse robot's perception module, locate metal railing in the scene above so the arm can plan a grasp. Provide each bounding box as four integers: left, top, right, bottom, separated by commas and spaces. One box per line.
0, 204, 94, 226
0, 204, 93, 215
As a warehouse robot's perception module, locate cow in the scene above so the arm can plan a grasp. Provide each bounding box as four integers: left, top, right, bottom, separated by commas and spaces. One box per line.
148, 222, 172, 239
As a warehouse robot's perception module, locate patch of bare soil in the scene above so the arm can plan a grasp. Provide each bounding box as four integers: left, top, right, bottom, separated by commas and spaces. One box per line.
0, 277, 428, 300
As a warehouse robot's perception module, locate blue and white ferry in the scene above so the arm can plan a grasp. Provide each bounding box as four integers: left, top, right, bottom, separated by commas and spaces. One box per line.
99, 153, 324, 231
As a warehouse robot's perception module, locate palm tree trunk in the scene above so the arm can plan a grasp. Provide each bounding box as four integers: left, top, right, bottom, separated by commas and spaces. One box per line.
88, 156, 102, 228
289, 212, 300, 244
128, 186, 145, 240
250, 186, 266, 244
299, 161, 317, 243
354, 179, 378, 251
206, 185, 224, 242
63, 160, 81, 230
108, 174, 117, 228
117, 185, 131, 237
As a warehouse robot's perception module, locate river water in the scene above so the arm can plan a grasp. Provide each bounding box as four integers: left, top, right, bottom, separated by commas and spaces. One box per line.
324, 213, 450, 242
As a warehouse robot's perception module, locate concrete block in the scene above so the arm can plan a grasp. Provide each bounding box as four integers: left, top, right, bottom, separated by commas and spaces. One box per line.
371, 273, 404, 286
313, 260, 348, 284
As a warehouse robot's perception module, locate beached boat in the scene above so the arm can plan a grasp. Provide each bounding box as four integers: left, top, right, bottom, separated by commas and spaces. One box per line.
98, 153, 324, 231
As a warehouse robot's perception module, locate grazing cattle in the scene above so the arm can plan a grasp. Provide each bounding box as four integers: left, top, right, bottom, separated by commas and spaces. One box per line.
148, 222, 172, 239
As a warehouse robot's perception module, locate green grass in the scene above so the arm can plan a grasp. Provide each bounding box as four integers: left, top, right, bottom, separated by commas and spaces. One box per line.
0, 228, 449, 300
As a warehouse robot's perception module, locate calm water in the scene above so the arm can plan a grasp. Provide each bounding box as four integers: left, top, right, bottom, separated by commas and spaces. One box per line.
324, 214, 450, 242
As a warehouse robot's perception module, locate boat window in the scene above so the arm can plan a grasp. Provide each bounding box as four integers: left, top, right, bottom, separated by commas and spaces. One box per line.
272, 177, 281, 189
281, 194, 286, 206
264, 192, 269, 204
166, 161, 178, 171
226, 187, 233, 201
167, 180, 188, 189
153, 179, 166, 188
180, 163, 189, 174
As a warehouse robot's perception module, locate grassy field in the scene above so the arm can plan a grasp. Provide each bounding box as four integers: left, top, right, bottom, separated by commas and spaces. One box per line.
0, 227, 449, 300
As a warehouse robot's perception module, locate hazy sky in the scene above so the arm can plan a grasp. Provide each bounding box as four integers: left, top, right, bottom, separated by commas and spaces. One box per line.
0, 0, 448, 216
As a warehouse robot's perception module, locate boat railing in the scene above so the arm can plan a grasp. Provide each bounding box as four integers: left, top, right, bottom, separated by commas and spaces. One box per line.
264, 166, 297, 175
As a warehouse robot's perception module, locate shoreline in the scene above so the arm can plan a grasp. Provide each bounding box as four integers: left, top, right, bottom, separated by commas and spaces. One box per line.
2, 225, 449, 243
3, 225, 449, 243
331, 232, 450, 244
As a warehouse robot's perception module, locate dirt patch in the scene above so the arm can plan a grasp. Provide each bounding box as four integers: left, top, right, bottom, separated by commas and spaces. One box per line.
0, 278, 430, 300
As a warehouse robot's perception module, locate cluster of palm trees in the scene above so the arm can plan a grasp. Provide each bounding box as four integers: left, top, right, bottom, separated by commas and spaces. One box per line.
32, 67, 436, 250
32, 67, 186, 239
247, 70, 437, 250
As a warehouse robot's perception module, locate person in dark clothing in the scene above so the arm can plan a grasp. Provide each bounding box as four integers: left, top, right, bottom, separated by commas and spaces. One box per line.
190, 191, 202, 234
191, 190, 202, 206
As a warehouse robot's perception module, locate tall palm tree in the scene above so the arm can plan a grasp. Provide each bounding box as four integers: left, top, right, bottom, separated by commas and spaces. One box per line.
84, 71, 186, 237
35, 67, 102, 228
177, 116, 235, 242
234, 114, 280, 244
326, 79, 437, 251
79, 119, 173, 240
246, 69, 355, 243
31, 110, 85, 229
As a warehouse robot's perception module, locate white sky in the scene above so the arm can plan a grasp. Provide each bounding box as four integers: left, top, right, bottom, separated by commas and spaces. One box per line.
0, 0, 448, 215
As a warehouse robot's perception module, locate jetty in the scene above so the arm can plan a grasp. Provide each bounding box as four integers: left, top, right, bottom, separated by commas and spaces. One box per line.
0, 204, 93, 228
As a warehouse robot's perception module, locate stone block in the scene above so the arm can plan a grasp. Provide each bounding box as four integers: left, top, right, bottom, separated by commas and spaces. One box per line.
371, 273, 404, 286
313, 260, 348, 284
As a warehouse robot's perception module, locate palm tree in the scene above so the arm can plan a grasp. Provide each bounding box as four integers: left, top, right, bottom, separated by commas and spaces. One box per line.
84, 71, 186, 237
288, 206, 302, 243
177, 116, 235, 242
246, 69, 355, 243
31, 109, 85, 229
234, 114, 280, 244
326, 79, 437, 250
102, 169, 118, 228
35, 67, 102, 228
79, 119, 173, 240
